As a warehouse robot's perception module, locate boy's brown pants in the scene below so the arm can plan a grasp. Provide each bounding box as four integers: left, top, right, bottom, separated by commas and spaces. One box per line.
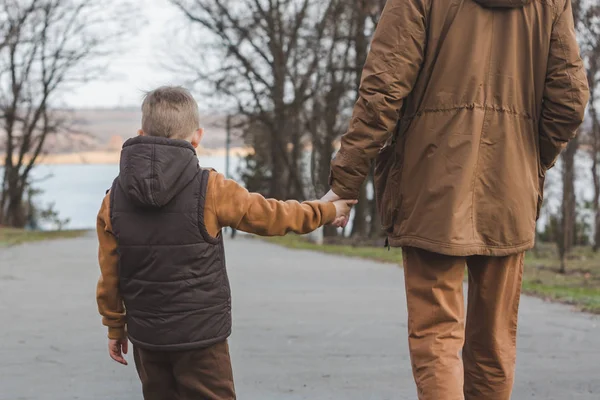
133, 340, 236, 400
402, 247, 524, 400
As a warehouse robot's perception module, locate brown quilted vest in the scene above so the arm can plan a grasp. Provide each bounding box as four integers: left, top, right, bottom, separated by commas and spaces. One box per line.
110, 136, 231, 351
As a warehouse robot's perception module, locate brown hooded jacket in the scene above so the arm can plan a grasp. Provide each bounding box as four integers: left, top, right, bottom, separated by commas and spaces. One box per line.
330, 0, 589, 256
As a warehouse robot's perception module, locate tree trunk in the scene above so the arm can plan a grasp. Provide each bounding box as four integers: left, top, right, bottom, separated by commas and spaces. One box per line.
351, 182, 369, 237
271, 119, 287, 200
559, 253, 567, 275
270, 31, 289, 200
3, 187, 27, 228
533, 229, 540, 258
320, 136, 338, 238
593, 126, 600, 251
557, 136, 578, 274
288, 116, 304, 200
593, 133, 600, 251
323, 225, 338, 237
588, 57, 600, 251
348, 0, 370, 239
0, 165, 26, 228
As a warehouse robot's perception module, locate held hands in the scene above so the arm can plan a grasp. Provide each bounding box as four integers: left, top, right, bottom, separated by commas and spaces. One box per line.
108, 338, 129, 365
323, 189, 357, 228
332, 199, 358, 227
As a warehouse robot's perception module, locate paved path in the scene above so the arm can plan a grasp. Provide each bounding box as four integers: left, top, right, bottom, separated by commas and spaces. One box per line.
0, 234, 599, 399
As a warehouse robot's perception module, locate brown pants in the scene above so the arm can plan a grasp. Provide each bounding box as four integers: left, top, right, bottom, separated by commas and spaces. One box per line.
133, 340, 236, 400
402, 248, 524, 400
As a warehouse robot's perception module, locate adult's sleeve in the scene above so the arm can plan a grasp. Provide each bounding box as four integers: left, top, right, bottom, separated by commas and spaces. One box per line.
539, 0, 589, 172
329, 0, 429, 199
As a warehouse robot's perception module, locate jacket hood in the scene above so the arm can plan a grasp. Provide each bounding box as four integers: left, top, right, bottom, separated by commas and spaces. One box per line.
473, 0, 530, 8
118, 136, 200, 208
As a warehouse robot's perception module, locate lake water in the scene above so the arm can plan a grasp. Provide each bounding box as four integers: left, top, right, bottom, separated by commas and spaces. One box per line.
31, 155, 240, 230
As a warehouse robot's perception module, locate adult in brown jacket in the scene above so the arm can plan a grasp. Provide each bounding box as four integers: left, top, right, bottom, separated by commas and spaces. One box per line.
325, 0, 589, 399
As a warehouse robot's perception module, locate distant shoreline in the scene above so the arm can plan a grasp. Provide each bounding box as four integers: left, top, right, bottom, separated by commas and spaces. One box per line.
0, 147, 252, 166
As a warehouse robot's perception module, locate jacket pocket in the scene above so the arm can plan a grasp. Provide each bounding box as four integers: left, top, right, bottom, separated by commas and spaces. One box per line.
374, 142, 403, 233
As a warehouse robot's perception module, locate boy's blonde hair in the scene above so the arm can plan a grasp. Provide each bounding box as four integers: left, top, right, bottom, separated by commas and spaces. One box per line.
141, 86, 200, 140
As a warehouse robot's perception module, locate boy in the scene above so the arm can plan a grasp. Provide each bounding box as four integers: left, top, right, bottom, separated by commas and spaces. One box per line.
96, 86, 356, 400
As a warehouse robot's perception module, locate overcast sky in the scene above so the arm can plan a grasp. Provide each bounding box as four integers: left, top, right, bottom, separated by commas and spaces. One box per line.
62, 1, 184, 109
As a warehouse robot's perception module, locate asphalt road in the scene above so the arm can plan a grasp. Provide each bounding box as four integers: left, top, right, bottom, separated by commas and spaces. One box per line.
0, 234, 598, 399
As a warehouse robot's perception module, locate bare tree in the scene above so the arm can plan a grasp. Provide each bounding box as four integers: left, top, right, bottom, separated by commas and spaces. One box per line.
582, 5, 600, 250
170, 0, 342, 200
306, 0, 384, 237
348, 0, 373, 238
301, 1, 357, 236
306, 1, 354, 199
345, 0, 386, 238
551, 0, 597, 269
0, 0, 131, 227
300, 0, 385, 237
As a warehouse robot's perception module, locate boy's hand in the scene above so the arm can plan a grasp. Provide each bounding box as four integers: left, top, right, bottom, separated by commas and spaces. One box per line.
332, 199, 358, 228
108, 338, 129, 365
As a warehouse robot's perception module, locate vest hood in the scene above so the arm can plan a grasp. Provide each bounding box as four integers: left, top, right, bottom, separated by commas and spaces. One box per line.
473, 0, 530, 7
118, 136, 200, 208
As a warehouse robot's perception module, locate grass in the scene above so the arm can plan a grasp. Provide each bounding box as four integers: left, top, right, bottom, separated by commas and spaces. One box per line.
266, 235, 600, 314
521, 246, 600, 313
266, 235, 402, 264
0, 227, 87, 247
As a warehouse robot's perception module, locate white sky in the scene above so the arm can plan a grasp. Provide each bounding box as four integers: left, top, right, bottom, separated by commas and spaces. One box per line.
62, 1, 184, 109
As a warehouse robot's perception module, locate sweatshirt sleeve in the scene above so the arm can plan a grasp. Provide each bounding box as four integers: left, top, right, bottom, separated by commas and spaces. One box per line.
539, 0, 589, 172
205, 172, 337, 237
96, 193, 126, 340
329, 0, 429, 199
